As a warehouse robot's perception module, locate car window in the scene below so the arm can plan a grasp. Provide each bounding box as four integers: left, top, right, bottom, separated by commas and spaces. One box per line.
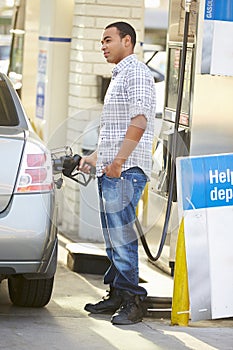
0, 79, 19, 126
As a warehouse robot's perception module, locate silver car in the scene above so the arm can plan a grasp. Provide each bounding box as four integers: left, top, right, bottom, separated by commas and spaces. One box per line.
0, 73, 58, 307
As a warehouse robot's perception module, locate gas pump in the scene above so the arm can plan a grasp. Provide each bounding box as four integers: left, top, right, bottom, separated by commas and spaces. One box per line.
144, 0, 233, 275
143, 0, 199, 275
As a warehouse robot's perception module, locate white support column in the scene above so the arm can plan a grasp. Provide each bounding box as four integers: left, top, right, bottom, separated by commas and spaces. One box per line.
20, 0, 40, 121
34, 0, 74, 148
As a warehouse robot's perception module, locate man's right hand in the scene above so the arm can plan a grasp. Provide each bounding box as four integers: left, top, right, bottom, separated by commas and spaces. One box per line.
78, 151, 97, 174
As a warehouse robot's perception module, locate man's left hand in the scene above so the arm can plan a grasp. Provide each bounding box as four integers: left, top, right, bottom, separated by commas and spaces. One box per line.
103, 161, 122, 178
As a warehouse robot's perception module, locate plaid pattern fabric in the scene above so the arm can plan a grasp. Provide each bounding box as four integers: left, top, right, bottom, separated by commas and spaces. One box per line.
96, 54, 156, 178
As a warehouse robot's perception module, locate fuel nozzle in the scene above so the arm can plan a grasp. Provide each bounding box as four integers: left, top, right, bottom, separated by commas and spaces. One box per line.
62, 154, 82, 177
51, 147, 94, 187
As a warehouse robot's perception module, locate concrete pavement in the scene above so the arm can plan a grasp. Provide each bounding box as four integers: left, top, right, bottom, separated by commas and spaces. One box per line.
0, 236, 232, 350
56, 233, 233, 350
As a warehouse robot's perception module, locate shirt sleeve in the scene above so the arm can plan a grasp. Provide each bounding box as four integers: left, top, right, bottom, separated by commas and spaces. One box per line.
126, 64, 156, 121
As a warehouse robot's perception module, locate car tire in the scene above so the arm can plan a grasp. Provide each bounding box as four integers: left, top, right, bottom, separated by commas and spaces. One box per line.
8, 275, 54, 307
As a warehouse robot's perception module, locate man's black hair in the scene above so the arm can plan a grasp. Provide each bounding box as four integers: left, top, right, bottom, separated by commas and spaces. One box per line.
105, 21, 136, 48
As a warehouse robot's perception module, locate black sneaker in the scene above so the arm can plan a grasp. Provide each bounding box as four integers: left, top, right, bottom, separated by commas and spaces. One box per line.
84, 287, 123, 314
111, 291, 146, 325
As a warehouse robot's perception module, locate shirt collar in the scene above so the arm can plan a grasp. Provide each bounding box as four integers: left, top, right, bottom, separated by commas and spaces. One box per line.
112, 54, 137, 78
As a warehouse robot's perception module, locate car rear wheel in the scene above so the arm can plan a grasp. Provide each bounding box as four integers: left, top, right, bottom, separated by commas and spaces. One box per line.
8, 275, 54, 307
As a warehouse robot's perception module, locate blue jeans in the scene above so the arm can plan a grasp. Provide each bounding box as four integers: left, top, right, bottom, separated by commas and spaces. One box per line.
98, 167, 147, 297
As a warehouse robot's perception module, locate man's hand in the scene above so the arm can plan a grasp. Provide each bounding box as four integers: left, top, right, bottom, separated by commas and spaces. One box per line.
78, 151, 97, 174
102, 159, 122, 178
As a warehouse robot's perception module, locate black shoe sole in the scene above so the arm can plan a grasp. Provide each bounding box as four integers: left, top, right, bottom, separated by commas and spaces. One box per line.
111, 316, 143, 325
84, 304, 118, 314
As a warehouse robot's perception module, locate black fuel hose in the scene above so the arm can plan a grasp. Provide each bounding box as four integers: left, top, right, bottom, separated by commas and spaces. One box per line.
137, 4, 192, 262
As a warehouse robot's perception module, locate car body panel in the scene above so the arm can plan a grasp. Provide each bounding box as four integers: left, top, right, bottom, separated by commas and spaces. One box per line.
0, 193, 53, 260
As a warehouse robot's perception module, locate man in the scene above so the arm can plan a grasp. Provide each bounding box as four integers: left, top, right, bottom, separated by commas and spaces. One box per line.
79, 21, 156, 325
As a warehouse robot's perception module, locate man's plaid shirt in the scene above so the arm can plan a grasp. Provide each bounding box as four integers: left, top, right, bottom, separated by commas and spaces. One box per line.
96, 54, 156, 178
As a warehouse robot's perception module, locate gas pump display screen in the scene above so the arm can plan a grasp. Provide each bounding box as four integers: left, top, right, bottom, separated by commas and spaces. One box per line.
165, 46, 193, 126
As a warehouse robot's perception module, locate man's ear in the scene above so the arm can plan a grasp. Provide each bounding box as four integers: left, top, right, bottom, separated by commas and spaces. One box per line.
123, 34, 132, 48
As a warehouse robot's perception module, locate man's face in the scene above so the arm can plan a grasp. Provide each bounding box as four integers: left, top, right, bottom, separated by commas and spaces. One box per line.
101, 27, 130, 64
